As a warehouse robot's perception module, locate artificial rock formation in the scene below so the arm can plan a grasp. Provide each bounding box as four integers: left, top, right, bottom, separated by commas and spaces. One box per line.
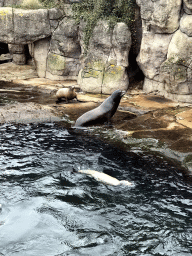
8, 44, 26, 64
0, 8, 52, 44
0, 7, 77, 78
0, 6, 131, 93
137, 0, 181, 34
46, 17, 81, 80
1, 1, 192, 101
78, 21, 132, 94
0, 7, 82, 82
136, 0, 192, 102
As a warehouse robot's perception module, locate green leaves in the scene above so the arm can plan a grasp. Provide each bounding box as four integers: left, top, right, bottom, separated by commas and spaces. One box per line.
72, 0, 136, 53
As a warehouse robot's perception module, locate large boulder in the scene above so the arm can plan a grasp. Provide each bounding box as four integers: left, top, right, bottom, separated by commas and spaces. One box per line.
0, 7, 51, 44
160, 30, 192, 96
183, 0, 192, 14
46, 17, 81, 80
8, 44, 26, 64
137, 31, 172, 80
143, 29, 192, 103
180, 13, 192, 37
34, 38, 50, 78
136, 0, 182, 34
46, 53, 80, 80
13, 9, 51, 44
49, 17, 81, 59
78, 21, 131, 94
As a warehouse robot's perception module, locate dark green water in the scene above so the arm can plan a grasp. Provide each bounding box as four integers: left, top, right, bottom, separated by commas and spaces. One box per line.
0, 123, 192, 256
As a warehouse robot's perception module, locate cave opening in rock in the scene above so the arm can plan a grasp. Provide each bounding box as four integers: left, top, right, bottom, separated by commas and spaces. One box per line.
25, 44, 33, 65
0, 43, 12, 64
127, 49, 144, 90
0, 43, 8, 55
127, 4, 144, 91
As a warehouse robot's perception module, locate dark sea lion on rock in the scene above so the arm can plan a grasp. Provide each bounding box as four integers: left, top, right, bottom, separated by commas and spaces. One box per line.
56, 86, 77, 103
74, 89, 125, 127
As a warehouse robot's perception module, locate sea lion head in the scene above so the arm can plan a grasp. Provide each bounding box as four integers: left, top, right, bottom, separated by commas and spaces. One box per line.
111, 89, 126, 103
119, 180, 133, 186
69, 86, 77, 99
69, 85, 75, 91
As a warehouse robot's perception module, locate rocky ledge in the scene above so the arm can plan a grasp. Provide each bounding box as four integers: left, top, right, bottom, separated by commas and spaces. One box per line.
0, 63, 192, 172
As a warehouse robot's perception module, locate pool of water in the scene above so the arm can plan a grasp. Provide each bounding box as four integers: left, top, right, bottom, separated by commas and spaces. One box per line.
0, 122, 192, 256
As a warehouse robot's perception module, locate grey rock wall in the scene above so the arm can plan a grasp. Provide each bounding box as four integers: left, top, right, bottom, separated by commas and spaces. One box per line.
78, 21, 132, 94
0, 1, 192, 101
0, 7, 80, 80
136, 0, 192, 102
46, 17, 81, 80
0, 8, 54, 44
0, 6, 132, 94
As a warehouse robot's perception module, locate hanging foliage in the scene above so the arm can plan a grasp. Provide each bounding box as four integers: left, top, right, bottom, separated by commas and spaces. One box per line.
72, 0, 136, 52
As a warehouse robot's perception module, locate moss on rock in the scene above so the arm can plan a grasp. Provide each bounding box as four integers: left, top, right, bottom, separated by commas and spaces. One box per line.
81, 60, 104, 79
0, 7, 12, 20
47, 53, 65, 71
79, 58, 128, 93
103, 64, 124, 84
161, 59, 187, 83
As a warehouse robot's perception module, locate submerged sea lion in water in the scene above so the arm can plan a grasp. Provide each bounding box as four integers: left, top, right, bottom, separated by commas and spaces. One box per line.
74, 89, 125, 127
72, 169, 132, 186
56, 86, 77, 102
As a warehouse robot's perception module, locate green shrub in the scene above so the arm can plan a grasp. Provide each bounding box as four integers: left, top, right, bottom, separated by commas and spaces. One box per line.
40, 0, 57, 8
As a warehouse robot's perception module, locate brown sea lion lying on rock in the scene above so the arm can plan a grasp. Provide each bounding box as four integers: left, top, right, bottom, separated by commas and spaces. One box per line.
56, 86, 77, 103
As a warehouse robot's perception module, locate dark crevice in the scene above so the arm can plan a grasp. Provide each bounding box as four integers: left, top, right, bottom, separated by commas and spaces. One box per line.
0, 43, 12, 64
127, 4, 144, 90
24, 44, 33, 64
0, 43, 9, 55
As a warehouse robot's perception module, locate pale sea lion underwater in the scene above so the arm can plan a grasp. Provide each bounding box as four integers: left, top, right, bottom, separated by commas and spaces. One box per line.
56, 86, 77, 102
60, 168, 133, 186
74, 89, 125, 127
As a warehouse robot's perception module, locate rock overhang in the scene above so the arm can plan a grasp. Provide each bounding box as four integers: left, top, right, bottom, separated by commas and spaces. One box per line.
0, 7, 63, 44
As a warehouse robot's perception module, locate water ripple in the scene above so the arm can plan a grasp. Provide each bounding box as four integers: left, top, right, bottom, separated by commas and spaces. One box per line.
0, 123, 192, 255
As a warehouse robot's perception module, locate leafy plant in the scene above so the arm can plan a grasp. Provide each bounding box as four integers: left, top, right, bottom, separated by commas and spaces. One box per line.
39, 0, 57, 8
72, 0, 136, 53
